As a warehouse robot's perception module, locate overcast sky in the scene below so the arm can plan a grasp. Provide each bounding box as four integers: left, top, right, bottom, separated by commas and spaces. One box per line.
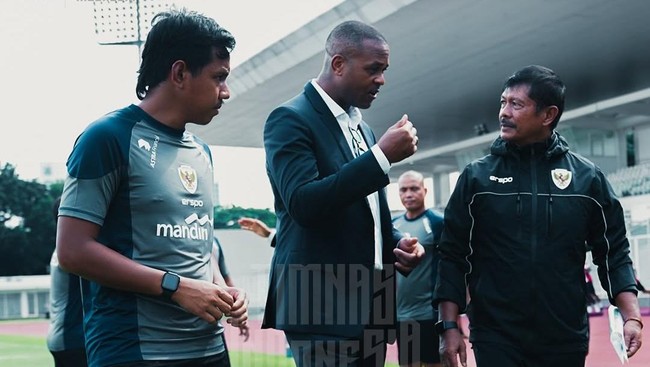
0, 0, 345, 209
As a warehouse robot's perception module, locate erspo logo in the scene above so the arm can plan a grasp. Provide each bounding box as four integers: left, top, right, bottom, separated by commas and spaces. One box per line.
489, 175, 513, 184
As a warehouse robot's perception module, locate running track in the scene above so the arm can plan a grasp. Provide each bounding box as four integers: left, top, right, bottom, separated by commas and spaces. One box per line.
1, 314, 648, 366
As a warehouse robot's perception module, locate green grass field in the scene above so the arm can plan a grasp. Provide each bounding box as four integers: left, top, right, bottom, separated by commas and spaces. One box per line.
0, 334, 398, 366
0, 334, 54, 367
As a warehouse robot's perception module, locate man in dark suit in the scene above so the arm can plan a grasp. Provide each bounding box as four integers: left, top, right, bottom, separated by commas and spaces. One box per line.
263, 20, 424, 366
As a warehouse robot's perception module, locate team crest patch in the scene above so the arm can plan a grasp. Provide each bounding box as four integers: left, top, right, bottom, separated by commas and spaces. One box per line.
551, 168, 572, 190
178, 165, 198, 194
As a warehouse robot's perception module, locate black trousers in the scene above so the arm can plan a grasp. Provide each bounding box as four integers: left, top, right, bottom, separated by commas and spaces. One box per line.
284, 268, 395, 366
473, 342, 586, 367
286, 330, 389, 367
110, 352, 230, 367
50, 348, 88, 367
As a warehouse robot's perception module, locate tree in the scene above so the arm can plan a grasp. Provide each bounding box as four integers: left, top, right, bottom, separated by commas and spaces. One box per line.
0, 163, 62, 275
213, 205, 276, 229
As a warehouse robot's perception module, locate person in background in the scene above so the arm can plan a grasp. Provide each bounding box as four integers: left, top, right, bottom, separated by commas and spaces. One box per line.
634, 268, 650, 295
47, 197, 87, 367
213, 237, 235, 287
56, 9, 247, 367
393, 171, 444, 367
584, 264, 602, 315
238, 217, 275, 247
263, 19, 424, 366
435, 65, 643, 367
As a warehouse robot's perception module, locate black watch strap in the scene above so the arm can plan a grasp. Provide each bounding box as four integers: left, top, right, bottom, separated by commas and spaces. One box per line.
434, 320, 459, 334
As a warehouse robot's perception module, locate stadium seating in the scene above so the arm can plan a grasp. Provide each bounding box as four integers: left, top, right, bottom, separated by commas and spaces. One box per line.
607, 163, 650, 197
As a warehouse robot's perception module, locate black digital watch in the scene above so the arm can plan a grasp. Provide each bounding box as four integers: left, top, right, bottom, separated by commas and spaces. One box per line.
434, 320, 459, 335
161, 271, 180, 298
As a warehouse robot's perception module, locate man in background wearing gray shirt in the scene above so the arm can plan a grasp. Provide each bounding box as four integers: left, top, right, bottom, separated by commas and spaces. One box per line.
393, 170, 444, 367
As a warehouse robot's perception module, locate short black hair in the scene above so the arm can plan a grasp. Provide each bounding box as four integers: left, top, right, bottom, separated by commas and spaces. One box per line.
504, 65, 566, 129
136, 8, 236, 100
325, 20, 386, 58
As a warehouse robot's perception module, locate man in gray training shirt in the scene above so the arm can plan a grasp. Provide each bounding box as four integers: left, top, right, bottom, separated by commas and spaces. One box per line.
393, 170, 444, 367
56, 9, 247, 367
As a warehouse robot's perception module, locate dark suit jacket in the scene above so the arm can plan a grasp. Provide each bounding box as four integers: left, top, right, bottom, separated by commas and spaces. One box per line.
262, 82, 403, 338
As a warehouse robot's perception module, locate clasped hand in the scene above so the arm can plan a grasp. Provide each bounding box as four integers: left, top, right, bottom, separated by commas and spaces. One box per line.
170, 277, 248, 327
393, 235, 425, 273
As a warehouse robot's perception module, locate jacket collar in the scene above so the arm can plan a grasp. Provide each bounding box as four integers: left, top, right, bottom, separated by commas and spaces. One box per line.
491, 131, 569, 159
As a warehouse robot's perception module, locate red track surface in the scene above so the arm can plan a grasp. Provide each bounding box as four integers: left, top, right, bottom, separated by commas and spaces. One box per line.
221, 315, 650, 366
2, 314, 648, 366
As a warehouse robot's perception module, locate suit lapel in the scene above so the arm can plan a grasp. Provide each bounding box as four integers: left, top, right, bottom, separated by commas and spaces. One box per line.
304, 83, 355, 161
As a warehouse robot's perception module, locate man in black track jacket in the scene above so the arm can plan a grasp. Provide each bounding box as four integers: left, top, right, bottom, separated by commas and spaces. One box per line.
434, 65, 643, 367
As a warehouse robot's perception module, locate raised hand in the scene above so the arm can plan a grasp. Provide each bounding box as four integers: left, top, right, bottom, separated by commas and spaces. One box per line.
238, 217, 272, 238
377, 114, 419, 163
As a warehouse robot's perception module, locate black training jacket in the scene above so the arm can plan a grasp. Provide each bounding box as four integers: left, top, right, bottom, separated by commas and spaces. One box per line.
434, 132, 637, 353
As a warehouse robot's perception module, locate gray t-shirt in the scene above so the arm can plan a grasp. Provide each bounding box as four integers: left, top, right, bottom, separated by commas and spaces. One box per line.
59, 105, 223, 366
393, 209, 444, 321
46, 250, 85, 352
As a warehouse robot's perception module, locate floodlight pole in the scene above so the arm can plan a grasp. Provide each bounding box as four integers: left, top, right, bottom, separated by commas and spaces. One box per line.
93, 0, 145, 61
135, 0, 142, 57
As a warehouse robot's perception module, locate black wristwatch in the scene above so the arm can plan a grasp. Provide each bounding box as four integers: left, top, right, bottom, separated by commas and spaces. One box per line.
161, 271, 180, 298
434, 320, 459, 334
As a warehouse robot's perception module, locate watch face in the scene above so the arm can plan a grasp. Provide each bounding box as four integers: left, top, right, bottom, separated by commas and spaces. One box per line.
162, 272, 180, 293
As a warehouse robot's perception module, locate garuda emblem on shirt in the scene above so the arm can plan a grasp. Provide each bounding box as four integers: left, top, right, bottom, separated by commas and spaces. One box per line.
178, 165, 198, 194
551, 168, 572, 190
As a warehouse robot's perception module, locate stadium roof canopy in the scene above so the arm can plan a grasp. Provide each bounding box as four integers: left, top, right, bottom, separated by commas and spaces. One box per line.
190, 0, 650, 179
